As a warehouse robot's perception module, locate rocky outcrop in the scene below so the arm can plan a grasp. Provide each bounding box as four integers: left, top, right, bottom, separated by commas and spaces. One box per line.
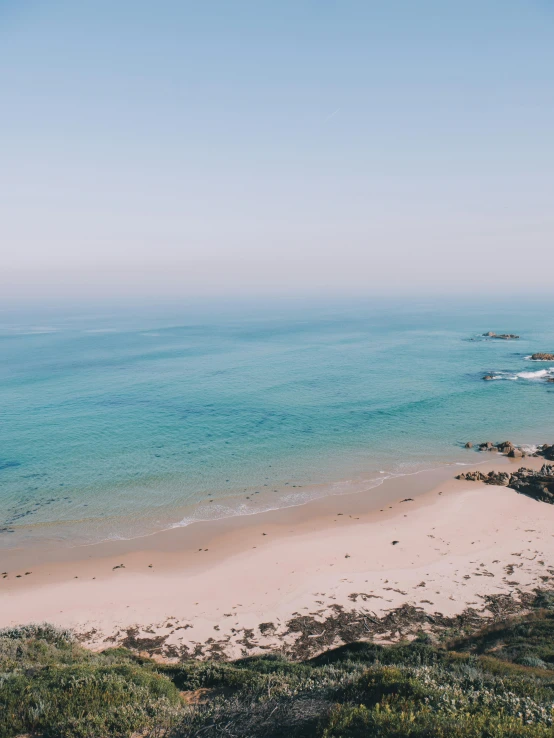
457, 470, 487, 482
464, 440, 553, 459
486, 471, 512, 486
509, 465, 554, 504
482, 332, 519, 340
541, 444, 554, 460
461, 440, 554, 462
478, 441, 496, 451
456, 464, 554, 504
456, 470, 510, 485
482, 375, 495, 381
530, 353, 554, 361
496, 441, 514, 454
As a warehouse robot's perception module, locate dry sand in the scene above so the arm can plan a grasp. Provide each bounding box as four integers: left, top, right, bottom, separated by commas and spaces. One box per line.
1, 455, 553, 659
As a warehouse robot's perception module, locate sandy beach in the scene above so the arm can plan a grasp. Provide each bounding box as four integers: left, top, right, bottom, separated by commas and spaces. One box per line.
2, 454, 553, 660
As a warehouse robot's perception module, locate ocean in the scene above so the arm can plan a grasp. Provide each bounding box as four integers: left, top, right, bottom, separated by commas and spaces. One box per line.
1, 297, 553, 549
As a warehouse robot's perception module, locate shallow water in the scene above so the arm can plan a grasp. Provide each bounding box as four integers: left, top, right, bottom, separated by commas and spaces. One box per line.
1, 297, 553, 548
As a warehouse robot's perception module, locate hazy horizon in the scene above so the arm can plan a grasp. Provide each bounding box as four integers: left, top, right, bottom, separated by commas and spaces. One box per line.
2, 0, 553, 300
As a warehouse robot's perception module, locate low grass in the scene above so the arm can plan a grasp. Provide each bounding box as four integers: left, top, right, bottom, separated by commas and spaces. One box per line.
0, 625, 181, 738
1, 609, 554, 737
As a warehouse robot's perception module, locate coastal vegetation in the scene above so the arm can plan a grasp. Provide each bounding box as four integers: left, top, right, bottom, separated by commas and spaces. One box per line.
2, 594, 554, 738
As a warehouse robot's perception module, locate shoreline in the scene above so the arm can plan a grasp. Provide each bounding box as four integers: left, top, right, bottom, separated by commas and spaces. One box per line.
1, 453, 510, 571
0, 445, 521, 560
2, 453, 553, 659
0, 452, 484, 553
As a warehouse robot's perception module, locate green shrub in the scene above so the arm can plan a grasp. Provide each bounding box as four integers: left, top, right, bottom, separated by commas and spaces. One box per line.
0, 630, 182, 738
321, 702, 554, 738
3, 605, 554, 738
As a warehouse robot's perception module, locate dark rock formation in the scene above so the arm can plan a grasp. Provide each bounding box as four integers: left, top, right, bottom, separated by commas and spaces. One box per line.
486, 471, 512, 486
509, 465, 554, 504
530, 353, 554, 361
465, 440, 554, 461
482, 375, 495, 380
540, 444, 554, 460
456, 464, 554, 504
457, 470, 487, 482
478, 441, 495, 450
468, 440, 523, 456
482, 332, 519, 340
456, 470, 510, 485
496, 441, 514, 453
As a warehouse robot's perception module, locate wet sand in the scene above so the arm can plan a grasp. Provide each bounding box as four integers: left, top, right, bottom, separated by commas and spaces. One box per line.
2, 455, 553, 659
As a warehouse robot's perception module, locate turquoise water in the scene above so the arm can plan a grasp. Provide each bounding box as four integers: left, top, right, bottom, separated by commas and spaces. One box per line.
1, 298, 553, 548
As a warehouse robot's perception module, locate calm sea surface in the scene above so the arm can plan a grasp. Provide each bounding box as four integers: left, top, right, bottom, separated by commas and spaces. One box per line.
1, 298, 553, 548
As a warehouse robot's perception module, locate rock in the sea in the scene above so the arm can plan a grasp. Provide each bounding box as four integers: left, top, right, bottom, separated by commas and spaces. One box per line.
482, 375, 495, 381
464, 441, 473, 448
473, 440, 519, 455
478, 441, 494, 450
472, 440, 553, 460
482, 332, 519, 340
530, 353, 554, 361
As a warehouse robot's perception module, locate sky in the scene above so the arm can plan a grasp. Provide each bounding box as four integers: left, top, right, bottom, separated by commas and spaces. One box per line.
1, 0, 553, 300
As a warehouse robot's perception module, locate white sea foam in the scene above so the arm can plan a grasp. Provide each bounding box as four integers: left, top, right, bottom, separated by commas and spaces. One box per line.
3, 326, 60, 335
84, 328, 119, 334
171, 475, 395, 530
487, 367, 554, 381
517, 368, 554, 380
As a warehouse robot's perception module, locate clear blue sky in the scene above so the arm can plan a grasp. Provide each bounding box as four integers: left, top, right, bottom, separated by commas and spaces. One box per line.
1, 0, 553, 299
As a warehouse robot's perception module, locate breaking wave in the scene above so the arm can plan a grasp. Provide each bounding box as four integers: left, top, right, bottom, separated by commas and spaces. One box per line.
486, 367, 554, 381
